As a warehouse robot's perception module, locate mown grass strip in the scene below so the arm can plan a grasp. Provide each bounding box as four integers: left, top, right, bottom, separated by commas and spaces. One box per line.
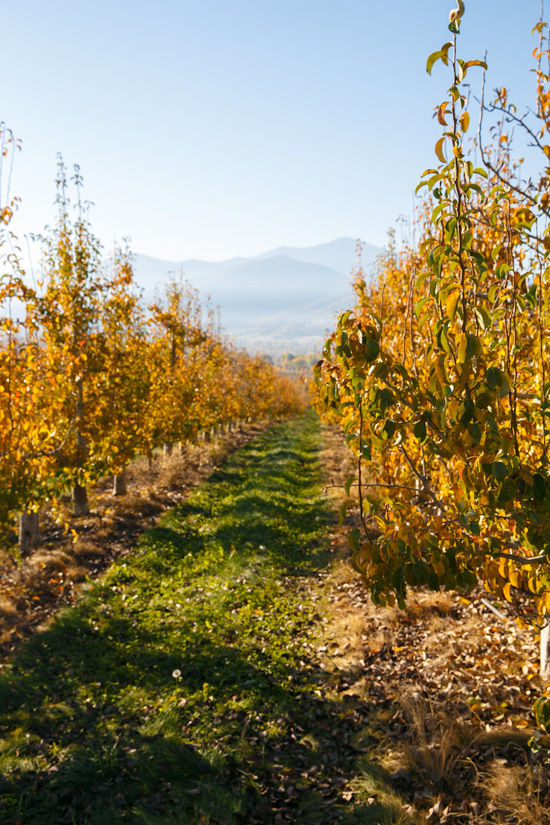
0, 413, 407, 824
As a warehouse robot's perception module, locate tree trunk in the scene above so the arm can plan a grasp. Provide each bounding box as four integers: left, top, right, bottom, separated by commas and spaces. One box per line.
74, 386, 89, 515
541, 622, 550, 679
163, 442, 173, 460
18, 511, 40, 556
73, 483, 89, 516
204, 429, 211, 443
113, 465, 128, 496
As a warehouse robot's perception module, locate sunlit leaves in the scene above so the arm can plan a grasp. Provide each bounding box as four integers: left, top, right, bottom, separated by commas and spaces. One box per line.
312, 1, 550, 651
0, 159, 306, 539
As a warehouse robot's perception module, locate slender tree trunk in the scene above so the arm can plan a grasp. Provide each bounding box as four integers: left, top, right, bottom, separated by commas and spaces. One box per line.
204, 429, 211, 443
541, 622, 550, 679
163, 442, 173, 460
73, 383, 89, 515
73, 483, 89, 516
147, 450, 154, 471
18, 512, 40, 556
113, 465, 128, 496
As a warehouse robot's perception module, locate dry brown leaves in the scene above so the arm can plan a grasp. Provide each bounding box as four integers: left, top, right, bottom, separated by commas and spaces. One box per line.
318, 422, 550, 823
0, 421, 271, 661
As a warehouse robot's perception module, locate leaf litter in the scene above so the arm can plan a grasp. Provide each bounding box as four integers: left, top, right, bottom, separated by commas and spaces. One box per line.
0, 415, 548, 823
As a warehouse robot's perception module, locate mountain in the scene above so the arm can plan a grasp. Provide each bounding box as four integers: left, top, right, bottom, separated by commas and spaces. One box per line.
133, 237, 382, 354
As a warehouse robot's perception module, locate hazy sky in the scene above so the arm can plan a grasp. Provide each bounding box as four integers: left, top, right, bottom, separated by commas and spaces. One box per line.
0, 0, 544, 261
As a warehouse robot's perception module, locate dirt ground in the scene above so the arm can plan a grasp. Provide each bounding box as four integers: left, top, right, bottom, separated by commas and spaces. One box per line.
0, 421, 272, 659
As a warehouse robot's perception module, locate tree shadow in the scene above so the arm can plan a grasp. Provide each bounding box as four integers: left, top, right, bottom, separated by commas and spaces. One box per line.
0, 606, 410, 824
0, 416, 409, 823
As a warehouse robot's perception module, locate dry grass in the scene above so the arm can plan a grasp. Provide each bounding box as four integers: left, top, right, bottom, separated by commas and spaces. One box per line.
0, 419, 271, 661
25, 549, 72, 573
477, 762, 550, 824
398, 692, 475, 790
71, 539, 107, 559
317, 420, 550, 823
0, 595, 17, 622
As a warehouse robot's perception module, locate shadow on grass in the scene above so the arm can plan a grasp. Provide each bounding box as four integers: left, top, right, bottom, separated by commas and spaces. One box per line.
0, 415, 409, 824
0, 629, 407, 824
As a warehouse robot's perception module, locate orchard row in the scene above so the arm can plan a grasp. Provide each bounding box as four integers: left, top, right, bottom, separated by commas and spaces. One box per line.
313, 2, 550, 692
0, 158, 305, 547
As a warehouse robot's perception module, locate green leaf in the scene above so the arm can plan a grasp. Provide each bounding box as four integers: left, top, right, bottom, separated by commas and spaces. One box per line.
348, 528, 361, 554
497, 478, 517, 503
467, 421, 482, 445
458, 333, 478, 364
474, 306, 491, 330
499, 373, 511, 399
496, 262, 512, 279
486, 366, 500, 391
428, 571, 440, 591
364, 339, 380, 363
344, 476, 355, 496
339, 498, 355, 523
418, 311, 431, 331
533, 473, 546, 501
415, 296, 430, 319
459, 397, 475, 426
534, 696, 550, 732
426, 49, 445, 75
439, 325, 451, 353
414, 420, 427, 442
492, 461, 508, 482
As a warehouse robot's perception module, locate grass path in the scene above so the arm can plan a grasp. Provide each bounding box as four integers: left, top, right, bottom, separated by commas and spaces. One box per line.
0, 413, 406, 825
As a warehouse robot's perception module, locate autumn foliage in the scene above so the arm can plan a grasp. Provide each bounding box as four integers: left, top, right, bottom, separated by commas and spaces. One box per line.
314, 3, 550, 662
0, 155, 305, 539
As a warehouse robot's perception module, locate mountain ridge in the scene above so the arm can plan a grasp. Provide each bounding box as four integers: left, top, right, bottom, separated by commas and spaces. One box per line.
133, 237, 382, 354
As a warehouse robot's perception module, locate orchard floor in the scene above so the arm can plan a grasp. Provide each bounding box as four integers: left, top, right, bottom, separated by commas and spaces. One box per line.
0, 413, 548, 825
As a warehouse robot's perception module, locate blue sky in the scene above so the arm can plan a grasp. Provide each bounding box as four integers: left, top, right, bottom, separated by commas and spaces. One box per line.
0, 0, 544, 261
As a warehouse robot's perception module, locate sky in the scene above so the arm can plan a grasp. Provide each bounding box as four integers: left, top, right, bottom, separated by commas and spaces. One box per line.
0, 0, 545, 263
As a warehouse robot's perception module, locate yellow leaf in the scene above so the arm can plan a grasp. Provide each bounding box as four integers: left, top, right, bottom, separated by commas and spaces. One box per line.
437, 102, 449, 126
446, 289, 461, 321
498, 558, 509, 578
539, 590, 550, 614
435, 137, 447, 164
433, 559, 446, 577
509, 569, 521, 588
434, 354, 448, 388
459, 112, 470, 133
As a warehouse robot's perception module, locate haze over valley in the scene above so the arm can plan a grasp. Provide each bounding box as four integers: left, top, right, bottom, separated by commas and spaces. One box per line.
133, 237, 382, 354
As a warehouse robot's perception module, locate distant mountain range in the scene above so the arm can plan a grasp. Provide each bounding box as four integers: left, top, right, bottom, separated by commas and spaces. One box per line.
133, 237, 382, 355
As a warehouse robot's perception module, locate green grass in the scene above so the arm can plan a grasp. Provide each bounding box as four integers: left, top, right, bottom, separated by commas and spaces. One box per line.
0, 413, 411, 824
